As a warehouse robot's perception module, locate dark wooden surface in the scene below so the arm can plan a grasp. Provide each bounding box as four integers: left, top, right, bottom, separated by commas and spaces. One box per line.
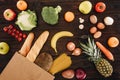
0, 0, 120, 80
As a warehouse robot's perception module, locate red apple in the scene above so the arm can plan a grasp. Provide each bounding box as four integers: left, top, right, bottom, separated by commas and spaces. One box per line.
3, 9, 16, 21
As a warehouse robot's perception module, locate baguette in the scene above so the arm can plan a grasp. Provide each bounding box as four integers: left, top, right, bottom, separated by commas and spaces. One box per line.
26, 31, 49, 62
19, 32, 34, 57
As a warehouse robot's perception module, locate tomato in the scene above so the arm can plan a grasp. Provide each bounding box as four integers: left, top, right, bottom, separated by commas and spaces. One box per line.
95, 2, 106, 13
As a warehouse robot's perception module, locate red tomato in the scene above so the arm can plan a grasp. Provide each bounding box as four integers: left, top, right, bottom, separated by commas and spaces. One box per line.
95, 2, 106, 13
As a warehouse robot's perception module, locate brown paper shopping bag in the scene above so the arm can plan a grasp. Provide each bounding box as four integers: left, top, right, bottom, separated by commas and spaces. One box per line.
0, 31, 54, 80
0, 52, 54, 80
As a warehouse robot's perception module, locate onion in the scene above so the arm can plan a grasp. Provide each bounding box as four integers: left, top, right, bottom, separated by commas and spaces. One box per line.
67, 42, 76, 51
72, 48, 82, 56
104, 16, 114, 25
75, 68, 86, 80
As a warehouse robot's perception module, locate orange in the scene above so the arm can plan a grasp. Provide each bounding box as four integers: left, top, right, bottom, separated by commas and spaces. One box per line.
108, 37, 119, 48
17, 0, 28, 11
64, 11, 75, 22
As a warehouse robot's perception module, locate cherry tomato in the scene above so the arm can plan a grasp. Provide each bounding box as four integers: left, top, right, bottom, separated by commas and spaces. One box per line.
95, 2, 106, 13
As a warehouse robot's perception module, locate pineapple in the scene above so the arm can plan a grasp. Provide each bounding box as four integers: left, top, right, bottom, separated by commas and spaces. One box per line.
79, 36, 113, 77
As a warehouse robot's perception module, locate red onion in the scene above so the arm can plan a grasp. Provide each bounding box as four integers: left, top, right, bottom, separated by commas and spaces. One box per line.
75, 68, 86, 80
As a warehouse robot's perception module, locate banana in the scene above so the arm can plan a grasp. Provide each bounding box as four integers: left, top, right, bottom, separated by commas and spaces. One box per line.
51, 31, 74, 54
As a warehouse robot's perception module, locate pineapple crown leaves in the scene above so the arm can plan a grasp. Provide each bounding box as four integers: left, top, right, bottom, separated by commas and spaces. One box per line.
79, 36, 102, 62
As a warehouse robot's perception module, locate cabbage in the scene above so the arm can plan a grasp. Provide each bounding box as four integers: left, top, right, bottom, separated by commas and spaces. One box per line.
16, 10, 37, 31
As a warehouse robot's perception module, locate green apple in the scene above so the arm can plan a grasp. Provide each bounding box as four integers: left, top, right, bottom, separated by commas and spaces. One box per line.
0, 42, 10, 55
79, 1, 92, 14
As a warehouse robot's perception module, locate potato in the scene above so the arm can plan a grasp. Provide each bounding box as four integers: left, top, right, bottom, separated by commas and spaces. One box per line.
97, 22, 105, 29
93, 31, 102, 39
35, 52, 53, 71
62, 69, 75, 79
90, 15, 97, 24
90, 27, 97, 34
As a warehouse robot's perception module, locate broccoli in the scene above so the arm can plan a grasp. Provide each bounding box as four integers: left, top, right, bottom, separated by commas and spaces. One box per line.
41, 5, 62, 25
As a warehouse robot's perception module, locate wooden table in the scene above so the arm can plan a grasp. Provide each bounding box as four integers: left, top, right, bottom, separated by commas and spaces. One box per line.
0, 0, 120, 80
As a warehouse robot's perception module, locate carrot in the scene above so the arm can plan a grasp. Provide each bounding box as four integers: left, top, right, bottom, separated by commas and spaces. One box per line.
17, 0, 28, 11
19, 32, 34, 57
96, 41, 114, 61
64, 11, 75, 22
